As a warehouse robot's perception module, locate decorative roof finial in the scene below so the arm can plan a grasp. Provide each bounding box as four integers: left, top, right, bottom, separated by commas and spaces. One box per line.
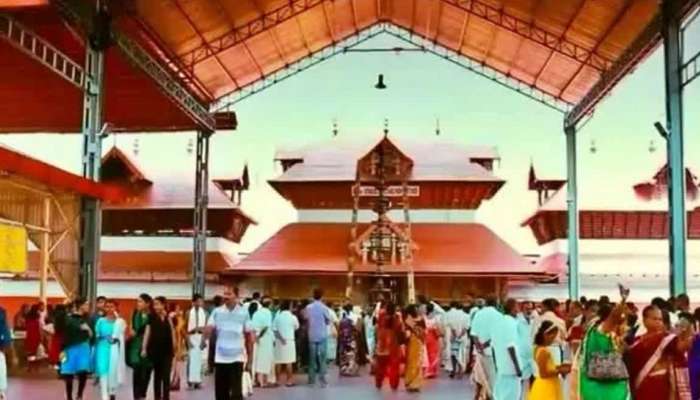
332, 118, 338, 137
383, 118, 389, 138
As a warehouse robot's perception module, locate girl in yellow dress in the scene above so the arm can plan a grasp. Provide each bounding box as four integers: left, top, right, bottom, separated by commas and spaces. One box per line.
530, 320, 571, 400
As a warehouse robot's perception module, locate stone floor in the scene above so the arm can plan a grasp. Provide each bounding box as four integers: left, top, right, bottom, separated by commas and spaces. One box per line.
6, 367, 476, 399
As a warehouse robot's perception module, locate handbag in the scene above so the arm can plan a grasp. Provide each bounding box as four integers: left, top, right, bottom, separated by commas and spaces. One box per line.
584, 329, 629, 381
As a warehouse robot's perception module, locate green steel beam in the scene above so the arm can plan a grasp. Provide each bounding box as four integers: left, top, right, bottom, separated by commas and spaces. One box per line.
565, 125, 579, 300
663, 0, 687, 297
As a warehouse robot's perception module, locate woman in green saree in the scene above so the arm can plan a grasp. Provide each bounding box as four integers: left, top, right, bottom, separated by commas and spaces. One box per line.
578, 286, 631, 400
128, 294, 152, 400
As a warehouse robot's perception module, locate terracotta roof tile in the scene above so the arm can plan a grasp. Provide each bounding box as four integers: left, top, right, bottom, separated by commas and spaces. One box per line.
271, 136, 502, 183
228, 223, 546, 277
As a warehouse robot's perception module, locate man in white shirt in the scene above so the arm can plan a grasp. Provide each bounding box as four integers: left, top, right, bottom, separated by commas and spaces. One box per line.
517, 301, 535, 397
273, 300, 299, 386
187, 294, 208, 389
492, 299, 523, 400
470, 296, 502, 400
205, 288, 250, 400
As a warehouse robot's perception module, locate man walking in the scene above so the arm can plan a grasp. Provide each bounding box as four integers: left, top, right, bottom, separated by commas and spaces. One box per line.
205, 288, 251, 400
187, 294, 207, 389
492, 299, 523, 400
304, 289, 332, 387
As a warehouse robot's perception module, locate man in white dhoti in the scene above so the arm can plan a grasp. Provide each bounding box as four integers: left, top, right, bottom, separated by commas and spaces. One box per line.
459, 305, 472, 374
492, 299, 523, 400
470, 296, 501, 400
444, 302, 467, 378
187, 294, 208, 389
251, 297, 274, 387
273, 300, 299, 387
0, 307, 10, 400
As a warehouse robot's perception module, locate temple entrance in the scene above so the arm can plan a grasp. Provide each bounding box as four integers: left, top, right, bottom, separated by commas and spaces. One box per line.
367, 275, 408, 305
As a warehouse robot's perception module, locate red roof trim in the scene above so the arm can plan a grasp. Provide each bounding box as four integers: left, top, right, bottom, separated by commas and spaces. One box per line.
0, 145, 120, 200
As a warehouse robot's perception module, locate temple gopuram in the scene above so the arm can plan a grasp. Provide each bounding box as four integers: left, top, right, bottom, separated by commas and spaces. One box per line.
515, 163, 700, 301
1, 143, 255, 314
224, 132, 551, 304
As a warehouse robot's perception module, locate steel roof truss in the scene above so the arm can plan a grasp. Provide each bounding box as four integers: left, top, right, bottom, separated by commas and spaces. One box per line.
0, 13, 85, 89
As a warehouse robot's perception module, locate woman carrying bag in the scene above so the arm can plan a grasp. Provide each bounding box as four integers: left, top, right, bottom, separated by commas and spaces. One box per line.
578, 285, 631, 400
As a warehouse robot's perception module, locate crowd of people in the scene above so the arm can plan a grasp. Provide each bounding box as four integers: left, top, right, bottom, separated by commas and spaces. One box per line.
1, 286, 700, 399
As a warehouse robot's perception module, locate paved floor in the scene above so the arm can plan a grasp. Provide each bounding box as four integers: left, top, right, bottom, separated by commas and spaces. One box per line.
7, 368, 475, 399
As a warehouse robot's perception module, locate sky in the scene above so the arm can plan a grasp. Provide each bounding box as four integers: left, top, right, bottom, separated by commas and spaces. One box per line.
1, 25, 699, 256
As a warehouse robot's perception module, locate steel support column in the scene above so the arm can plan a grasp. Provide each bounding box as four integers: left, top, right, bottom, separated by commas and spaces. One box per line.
565, 125, 580, 300
79, 43, 105, 306
192, 130, 211, 298
663, 0, 687, 297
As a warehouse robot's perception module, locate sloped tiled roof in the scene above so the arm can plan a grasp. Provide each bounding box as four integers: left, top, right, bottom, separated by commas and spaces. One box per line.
271, 136, 502, 183
227, 222, 546, 277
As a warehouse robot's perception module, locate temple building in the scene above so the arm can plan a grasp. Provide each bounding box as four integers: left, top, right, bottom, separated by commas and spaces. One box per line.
513, 163, 700, 301
1, 143, 255, 314
224, 134, 551, 303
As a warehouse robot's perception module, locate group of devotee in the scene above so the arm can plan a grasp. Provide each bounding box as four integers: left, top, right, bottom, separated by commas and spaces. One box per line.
3, 286, 700, 399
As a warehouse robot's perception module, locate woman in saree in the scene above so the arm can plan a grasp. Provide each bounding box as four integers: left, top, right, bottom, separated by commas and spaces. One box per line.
338, 304, 359, 376
374, 302, 403, 391
578, 286, 631, 400
404, 304, 426, 392
423, 303, 442, 379
94, 299, 126, 400
626, 305, 693, 400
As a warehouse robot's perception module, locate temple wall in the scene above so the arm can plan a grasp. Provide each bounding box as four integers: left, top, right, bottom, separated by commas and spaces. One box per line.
224, 275, 505, 305
296, 209, 476, 223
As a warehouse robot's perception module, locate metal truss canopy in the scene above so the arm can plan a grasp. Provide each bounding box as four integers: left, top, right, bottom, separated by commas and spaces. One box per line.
383, 25, 572, 113
0, 13, 84, 88
213, 24, 571, 113
179, 0, 326, 70
444, 0, 613, 72
54, 0, 216, 132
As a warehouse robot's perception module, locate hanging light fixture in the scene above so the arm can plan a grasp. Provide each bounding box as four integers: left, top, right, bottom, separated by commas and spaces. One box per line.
648, 139, 657, 153
375, 74, 387, 89
589, 139, 597, 154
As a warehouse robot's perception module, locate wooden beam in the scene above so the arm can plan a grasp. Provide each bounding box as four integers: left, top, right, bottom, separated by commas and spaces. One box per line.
0, 216, 50, 233
39, 196, 50, 303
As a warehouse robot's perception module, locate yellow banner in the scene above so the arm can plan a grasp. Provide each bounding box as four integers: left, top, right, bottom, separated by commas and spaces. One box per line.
0, 223, 27, 273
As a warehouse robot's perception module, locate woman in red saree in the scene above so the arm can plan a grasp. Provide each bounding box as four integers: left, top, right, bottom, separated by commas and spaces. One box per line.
626, 305, 693, 400
423, 303, 442, 379
374, 302, 403, 391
